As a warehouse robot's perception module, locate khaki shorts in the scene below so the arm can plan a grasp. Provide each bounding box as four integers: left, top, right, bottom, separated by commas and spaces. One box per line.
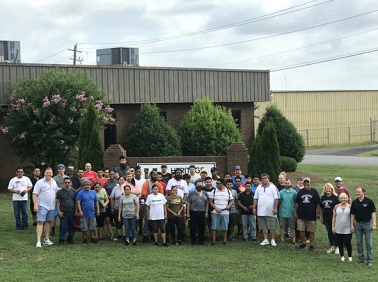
297, 219, 316, 232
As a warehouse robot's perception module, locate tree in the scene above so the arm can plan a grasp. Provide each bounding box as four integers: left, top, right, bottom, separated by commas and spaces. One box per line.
257, 105, 305, 162
125, 103, 181, 157
248, 134, 261, 176
0, 70, 114, 168
77, 102, 104, 169
178, 97, 242, 156
256, 120, 281, 182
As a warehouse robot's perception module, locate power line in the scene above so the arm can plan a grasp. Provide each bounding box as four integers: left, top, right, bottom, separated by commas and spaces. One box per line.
35, 47, 70, 63
209, 26, 378, 67
78, 0, 335, 47
141, 9, 378, 54
270, 48, 378, 72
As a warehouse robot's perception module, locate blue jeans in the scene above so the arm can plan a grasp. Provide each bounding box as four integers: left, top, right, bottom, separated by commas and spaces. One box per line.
241, 214, 256, 240
123, 216, 137, 240
13, 201, 28, 229
355, 222, 373, 262
59, 212, 76, 242
324, 221, 338, 246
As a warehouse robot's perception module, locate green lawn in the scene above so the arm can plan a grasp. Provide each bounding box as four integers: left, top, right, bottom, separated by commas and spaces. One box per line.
0, 164, 377, 281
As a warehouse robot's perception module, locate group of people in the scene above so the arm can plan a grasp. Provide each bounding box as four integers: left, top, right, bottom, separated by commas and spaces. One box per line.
7, 157, 376, 266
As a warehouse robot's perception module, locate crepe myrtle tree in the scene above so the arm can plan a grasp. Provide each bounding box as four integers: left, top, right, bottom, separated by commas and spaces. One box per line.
0, 70, 114, 169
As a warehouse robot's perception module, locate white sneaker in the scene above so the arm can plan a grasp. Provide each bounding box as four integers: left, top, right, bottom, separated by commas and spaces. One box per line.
348, 257, 352, 262
335, 247, 339, 254
341, 256, 345, 261
271, 239, 277, 246
327, 248, 335, 254
260, 239, 270, 246
43, 238, 54, 246
36, 241, 41, 248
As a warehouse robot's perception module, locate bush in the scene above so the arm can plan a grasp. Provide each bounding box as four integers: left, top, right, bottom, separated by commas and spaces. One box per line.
248, 134, 261, 176
125, 103, 181, 157
279, 156, 297, 172
78, 102, 104, 169
178, 97, 242, 156
257, 105, 305, 162
257, 120, 281, 182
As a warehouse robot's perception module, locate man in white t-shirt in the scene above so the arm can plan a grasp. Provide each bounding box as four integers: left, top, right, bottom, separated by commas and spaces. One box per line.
253, 173, 280, 247
8, 167, 33, 230
209, 179, 233, 246
166, 168, 189, 201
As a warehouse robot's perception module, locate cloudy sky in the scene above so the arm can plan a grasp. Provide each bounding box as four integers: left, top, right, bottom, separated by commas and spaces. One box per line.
1, 0, 378, 90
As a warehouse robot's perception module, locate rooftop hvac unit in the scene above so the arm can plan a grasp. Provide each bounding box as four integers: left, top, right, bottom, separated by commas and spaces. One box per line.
0, 56, 4, 62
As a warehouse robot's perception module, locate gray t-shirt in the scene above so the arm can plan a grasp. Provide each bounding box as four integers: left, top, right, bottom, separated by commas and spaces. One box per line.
120, 194, 138, 219
110, 185, 123, 210
56, 187, 77, 213
188, 191, 208, 212
53, 174, 68, 189
229, 189, 238, 214
334, 205, 351, 234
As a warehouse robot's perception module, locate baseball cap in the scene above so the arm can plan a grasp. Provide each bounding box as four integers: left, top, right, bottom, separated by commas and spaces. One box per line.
303, 177, 311, 182
200, 168, 208, 174
57, 164, 65, 169
335, 176, 342, 182
211, 167, 217, 172
235, 165, 241, 170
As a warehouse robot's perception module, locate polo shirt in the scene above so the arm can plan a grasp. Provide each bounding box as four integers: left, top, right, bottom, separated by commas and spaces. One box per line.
33, 178, 59, 210
254, 184, 280, 217
351, 197, 376, 223
279, 188, 297, 218
238, 191, 254, 215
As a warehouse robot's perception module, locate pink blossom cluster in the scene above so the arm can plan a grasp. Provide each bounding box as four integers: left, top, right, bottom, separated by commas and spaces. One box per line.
105, 105, 114, 113
1, 127, 9, 134
10, 92, 16, 100
11, 104, 20, 110
20, 132, 26, 139
76, 92, 87, 101
95, 100, 103, 111
17, 98, 25, 104
60, 140, 65, 144
43, 96, 51, 107
52, 95, 62, 104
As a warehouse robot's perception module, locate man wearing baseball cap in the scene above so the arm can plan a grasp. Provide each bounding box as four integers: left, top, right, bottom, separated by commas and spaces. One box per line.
334, 177, 351, 204
231, 165, 245, 185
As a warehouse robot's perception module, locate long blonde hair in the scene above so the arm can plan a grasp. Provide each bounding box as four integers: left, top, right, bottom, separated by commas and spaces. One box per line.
322, 183, 338, 196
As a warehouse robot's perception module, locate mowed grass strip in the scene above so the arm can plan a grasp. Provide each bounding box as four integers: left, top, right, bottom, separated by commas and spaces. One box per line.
0, 164, 377, 282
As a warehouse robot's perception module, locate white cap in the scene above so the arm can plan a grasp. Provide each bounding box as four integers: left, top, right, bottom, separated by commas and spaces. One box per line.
335, 176, 342, 182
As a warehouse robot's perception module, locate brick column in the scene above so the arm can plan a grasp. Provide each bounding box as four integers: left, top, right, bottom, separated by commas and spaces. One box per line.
226, 142, 248, 175
103, 144, 126, 170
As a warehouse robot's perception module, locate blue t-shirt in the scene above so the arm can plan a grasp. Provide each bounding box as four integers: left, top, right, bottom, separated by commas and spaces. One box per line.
76, 190, 98, 218
279, 188, 297, 218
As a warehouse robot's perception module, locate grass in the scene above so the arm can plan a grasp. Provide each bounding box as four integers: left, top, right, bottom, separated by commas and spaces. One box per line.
0, 163, 377, 281
358, 149, 378, 157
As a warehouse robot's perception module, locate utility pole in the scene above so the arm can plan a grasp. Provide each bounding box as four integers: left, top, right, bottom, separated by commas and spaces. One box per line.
68, 44, 83, 65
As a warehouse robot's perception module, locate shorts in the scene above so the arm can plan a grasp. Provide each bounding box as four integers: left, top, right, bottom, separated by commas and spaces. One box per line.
279, 217, 295, 228
297, 219, 316, 232
211, 212, 229, 231
151, 219, 165, 233
37, 206, 55, 222
96, 212, 106, 228
257, 216, 277, 231
80, 217, 97, 231
30, 199, 36, 215
229, 213, 238, 226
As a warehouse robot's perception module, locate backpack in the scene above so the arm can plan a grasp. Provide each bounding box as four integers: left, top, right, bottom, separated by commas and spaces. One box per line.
213, 188, 231, 206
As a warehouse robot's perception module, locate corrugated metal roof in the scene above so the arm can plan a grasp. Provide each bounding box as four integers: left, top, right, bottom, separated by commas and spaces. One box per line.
0, 63, 270, 104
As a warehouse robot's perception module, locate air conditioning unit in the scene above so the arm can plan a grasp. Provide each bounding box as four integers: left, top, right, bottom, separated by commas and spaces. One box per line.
0, 56, 4, 62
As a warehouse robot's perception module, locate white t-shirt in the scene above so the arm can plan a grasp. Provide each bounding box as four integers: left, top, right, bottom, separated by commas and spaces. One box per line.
254, 184, 280, 217
145, 193, 167, 220
134, 177, 146, 188
33, 178, 59, 210
166, 179, 188, 198
8, 176, 32, 201
209, 188, 232, 214
190, 174, 201, 183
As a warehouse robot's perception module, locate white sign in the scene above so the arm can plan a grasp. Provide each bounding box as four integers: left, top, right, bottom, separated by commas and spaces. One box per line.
137, 162, 216, 179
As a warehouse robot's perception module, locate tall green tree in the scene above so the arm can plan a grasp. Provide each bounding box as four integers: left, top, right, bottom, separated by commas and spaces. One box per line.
125, 103, 181, 157
178, 97, 242, 156
77, 102, 104, 169
248, 134, 261, 176
257, 105, 305, 162
256, 120, 281, 182
0, 70, 113, 168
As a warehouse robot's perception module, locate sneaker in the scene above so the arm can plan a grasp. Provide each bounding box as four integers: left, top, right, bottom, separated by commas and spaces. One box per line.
335, 247, 339, 255
306, 240, 310, 244
356, 260, 364, 264
341, 256, 345, 261
291, 241, 297, 248
279, 240, 285, 246
125, 241, 130, 246
211, 242, 216, 247
260, 239, 270, 246
367, 262, 373, 267
327, 248, 335, 254
348, 257, 352, 262
298, 244, 306, 249
309, 245, 315, 251
223, 241, 227, 246
162, 243, 169, 247
110, 236, 118, 241
90, 238, 98, 245
43, 239, 54, 246
132, 241, 137, 246
154, 242, 158, 247
36, 241, 41, 248
83, 239, 88, 245
230, 236, 236, 241
117, 234, 122, 240
271, 239, 277, 247
59, 241, 65, 246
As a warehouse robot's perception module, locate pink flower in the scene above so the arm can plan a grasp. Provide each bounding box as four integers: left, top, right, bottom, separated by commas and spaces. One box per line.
60, 140, 65, 144
42, 96, 50, 107
105, 105, 114, 113
10, 92, 17, 100
1, 127, 9, 134
52, 95, 62, 103
17, 98, 25, 104
20, 132, 26, 139
75, 93, 87, 101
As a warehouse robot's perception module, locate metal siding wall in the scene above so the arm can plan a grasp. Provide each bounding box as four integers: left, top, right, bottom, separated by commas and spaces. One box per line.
0, 64, 269, 104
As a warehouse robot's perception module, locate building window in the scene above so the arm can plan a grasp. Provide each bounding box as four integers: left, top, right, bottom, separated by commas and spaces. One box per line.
232, 110, 241, 129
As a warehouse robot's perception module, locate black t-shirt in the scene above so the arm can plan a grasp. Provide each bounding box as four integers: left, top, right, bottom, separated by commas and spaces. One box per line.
276, 183, 285, 191
162, 173, 171, 184
296, 188, 320, 220
238, 191, 255, 215
320, 194, 339, 223
104, 180, 118, 196
351, 197, 376, 222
